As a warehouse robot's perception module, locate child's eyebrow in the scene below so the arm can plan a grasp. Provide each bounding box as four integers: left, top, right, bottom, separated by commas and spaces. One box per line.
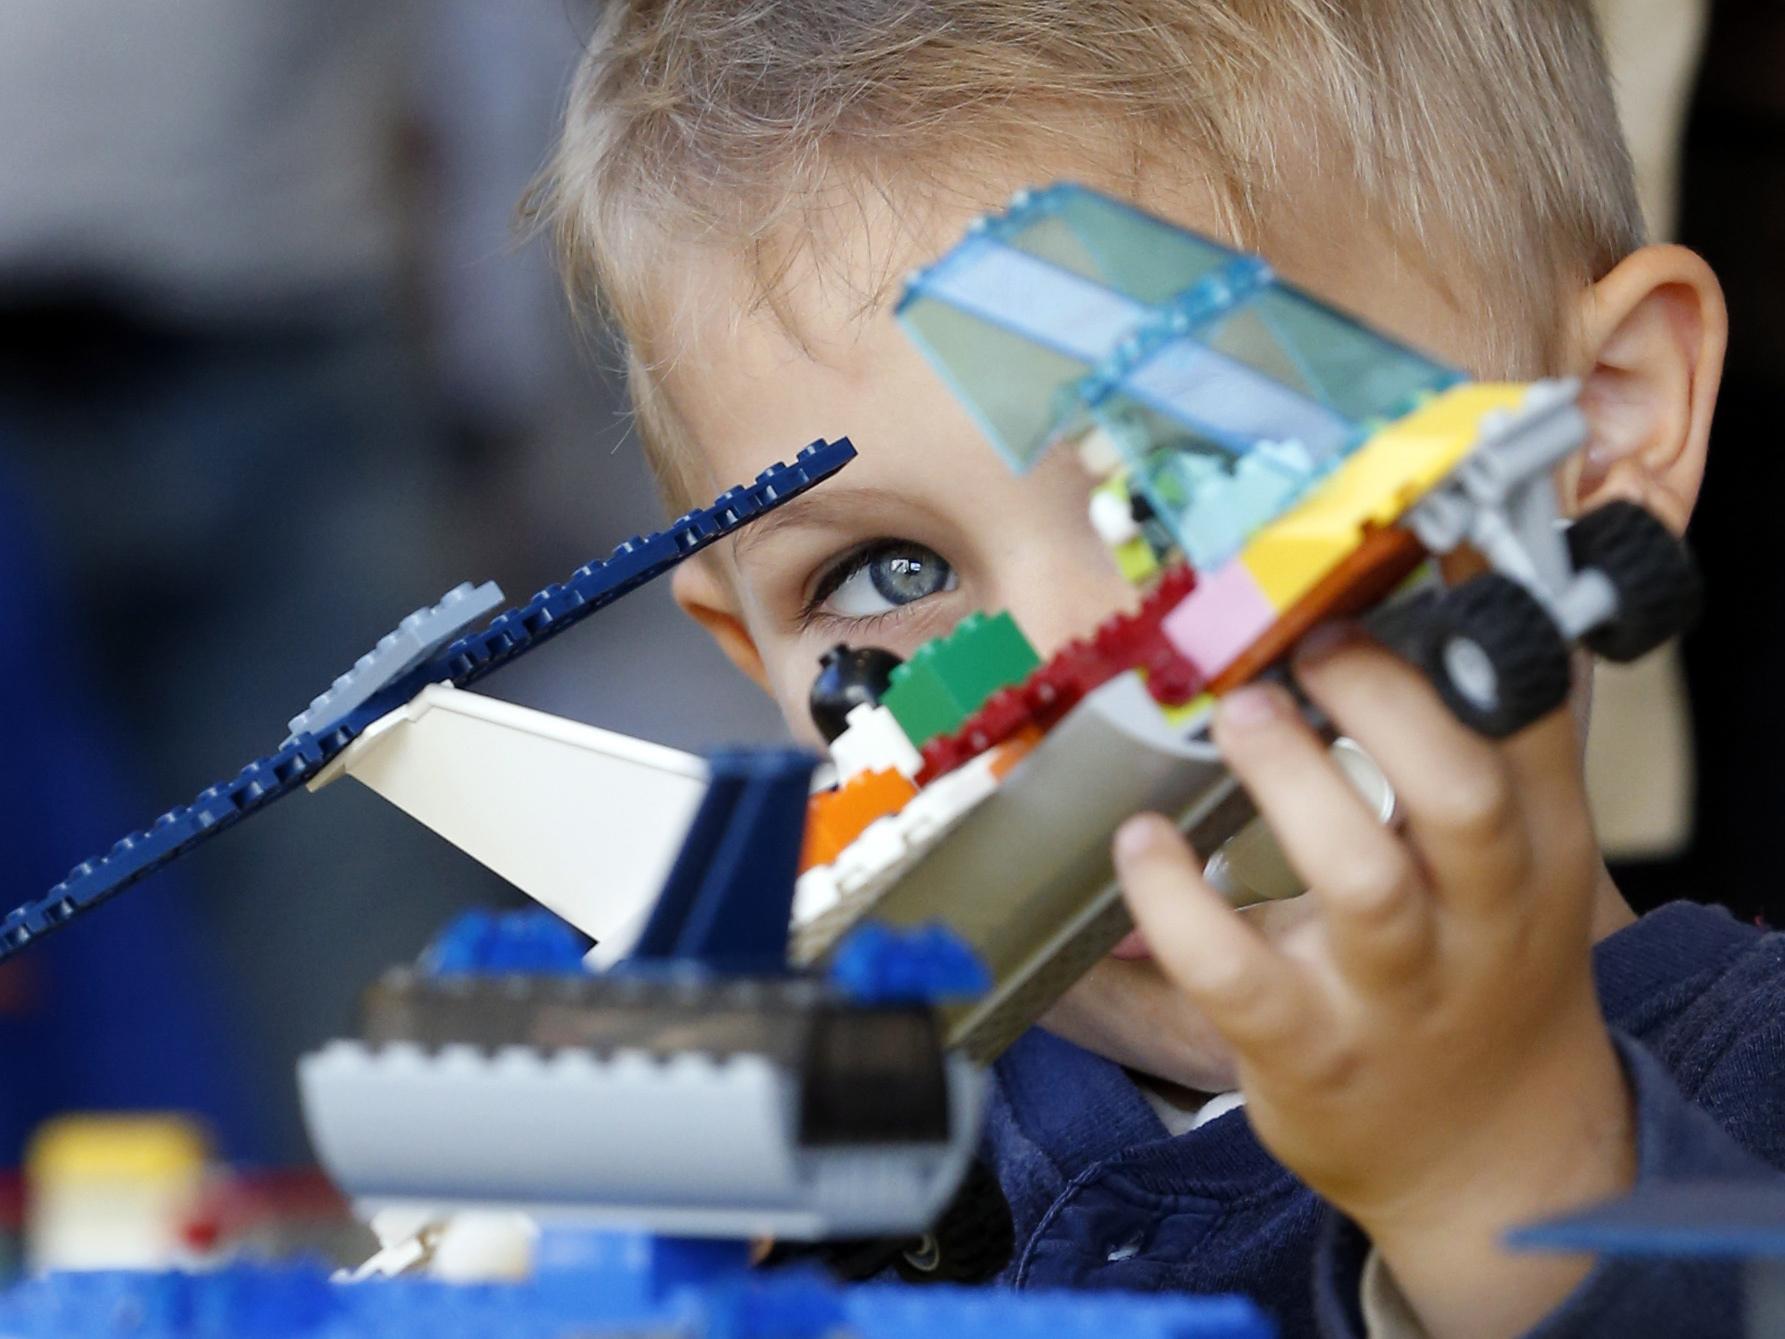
729, 484, 916, 565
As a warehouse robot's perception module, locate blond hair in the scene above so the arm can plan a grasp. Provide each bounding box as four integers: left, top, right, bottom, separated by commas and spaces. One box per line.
530, 0, 1643, 507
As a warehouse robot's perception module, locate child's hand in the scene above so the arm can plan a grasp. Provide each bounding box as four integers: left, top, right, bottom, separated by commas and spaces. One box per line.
1115, 627, 1635, 1338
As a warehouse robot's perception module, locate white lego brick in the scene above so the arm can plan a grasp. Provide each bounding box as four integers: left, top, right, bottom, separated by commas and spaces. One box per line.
309, 684, 707, 949
429, 1212, 538, 1282
829, 704, 922, 782
1089, 488, 1141, 547
798, 753, 1003, 937
1075, 426, 1124, 477
791, 864, 843, 925
298, 1039, 983, 1242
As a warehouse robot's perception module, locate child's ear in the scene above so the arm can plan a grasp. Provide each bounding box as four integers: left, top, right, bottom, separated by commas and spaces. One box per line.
671, 553, 773, 692
1567, 244, 1727, 532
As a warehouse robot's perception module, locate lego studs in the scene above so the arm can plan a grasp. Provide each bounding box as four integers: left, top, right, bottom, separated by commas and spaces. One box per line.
810, 645, 905, 743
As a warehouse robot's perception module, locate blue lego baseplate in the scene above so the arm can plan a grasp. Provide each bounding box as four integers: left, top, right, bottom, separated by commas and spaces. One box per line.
0, 439, 856, 965
0, 1247, 1273, 1339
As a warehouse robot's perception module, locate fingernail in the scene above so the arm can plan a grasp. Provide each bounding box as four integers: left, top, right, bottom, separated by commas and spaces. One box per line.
1294, 621, 1355, 665
1115, 813, 1169, 863
1218, 684, 1284, 731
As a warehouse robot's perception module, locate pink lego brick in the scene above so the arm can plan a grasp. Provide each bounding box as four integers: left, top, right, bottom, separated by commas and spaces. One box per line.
1161, 559, 1279, 679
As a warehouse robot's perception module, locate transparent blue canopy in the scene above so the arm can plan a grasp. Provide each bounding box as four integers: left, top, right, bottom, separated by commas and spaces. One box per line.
897, 185, 1463, 566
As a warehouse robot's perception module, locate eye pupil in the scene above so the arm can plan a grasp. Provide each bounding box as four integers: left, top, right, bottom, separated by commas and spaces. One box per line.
871, 550, 947, 603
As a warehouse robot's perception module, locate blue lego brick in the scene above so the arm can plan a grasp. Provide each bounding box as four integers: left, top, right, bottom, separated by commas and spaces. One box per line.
533, 1229, 756, 1309
0, 439, 855, 966
0, 733, 330, 957
627, 749, 819, 973
828, 922, 992, 1005
0, 1255, 1273, 1338
845, 1284, 1271, 1339
420, 909, 591, 977
1508, 1180, 1785, 1260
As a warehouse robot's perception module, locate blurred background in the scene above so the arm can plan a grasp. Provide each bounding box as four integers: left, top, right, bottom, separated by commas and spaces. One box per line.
0, 0, 1775, 1227
0, 0, 785, 1189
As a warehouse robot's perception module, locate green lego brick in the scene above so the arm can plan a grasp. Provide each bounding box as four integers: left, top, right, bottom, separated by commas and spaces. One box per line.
939, 610, 1042, 704
882, 657, 965, 746
883, 611, 1042, 747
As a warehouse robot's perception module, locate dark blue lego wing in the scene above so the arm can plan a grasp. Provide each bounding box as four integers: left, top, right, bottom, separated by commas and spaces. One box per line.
0, 439, 856, 964
627, 749, 817, 974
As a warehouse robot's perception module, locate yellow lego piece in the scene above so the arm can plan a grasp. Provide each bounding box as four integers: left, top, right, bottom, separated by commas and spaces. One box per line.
1240, 383, 1529, 608
1114, 536, 1160, 584
1090, 472, 1163, 585
1150, 690, 1215, 733
27, 1114, 208, 1181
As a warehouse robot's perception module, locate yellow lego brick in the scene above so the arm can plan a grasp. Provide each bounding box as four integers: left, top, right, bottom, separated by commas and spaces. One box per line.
1158, 692, 1216, 733
1114, 536, 1160, 584
1091, 472, 1163, 585
28, 1115, 208, 1182
1240, 383, 1529, 608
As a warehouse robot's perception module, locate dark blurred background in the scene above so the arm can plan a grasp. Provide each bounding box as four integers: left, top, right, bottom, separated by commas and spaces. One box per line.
1629, 0, 1785, 928
0, 0, 1775, 1170
0, 1, 784, 1165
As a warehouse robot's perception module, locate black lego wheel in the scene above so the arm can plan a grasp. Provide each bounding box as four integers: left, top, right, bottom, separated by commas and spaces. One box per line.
1421, 574, 1572, 738
1565, 501, 1702, 662
765, 1157, 1015, 1286
894, 1158, 1014, 1285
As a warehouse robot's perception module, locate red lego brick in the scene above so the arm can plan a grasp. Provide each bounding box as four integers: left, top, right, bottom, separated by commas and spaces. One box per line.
915, 565, 1204, 785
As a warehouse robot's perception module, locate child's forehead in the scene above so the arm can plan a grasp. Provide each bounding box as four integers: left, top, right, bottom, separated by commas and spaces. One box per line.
647, 161, 1458, 364
647, 153, 1210, 336
649, 170, 1479, 503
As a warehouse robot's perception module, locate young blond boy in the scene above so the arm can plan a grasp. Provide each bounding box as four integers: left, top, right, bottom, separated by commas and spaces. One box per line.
532, 4, 1785, 1334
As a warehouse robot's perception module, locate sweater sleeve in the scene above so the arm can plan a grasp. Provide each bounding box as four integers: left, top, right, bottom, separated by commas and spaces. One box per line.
1313, 1031, 1781, 1338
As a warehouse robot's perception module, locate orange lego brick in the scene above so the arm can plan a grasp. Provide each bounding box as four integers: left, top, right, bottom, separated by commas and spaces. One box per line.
799, 768, 919, 871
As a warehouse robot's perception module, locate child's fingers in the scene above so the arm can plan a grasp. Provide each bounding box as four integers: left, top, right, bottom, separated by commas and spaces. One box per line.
1291, 630, 1530, 917
1115, 812, 1311, 1057
1211, 684, 1435, 989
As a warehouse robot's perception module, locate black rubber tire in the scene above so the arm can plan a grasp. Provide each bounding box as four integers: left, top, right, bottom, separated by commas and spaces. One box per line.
1565, 501, 1702, 662
894, 1158, 1015, 1284
1422, 574, 1572, 738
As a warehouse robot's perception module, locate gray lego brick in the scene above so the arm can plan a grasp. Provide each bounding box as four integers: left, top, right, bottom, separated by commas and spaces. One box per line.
284, 580, 507, 743
358, 969, 952, 1145
297, 1038, 984, 1241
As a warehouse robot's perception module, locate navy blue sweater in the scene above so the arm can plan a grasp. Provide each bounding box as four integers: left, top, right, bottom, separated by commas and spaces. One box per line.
984, 901, 1785, 1336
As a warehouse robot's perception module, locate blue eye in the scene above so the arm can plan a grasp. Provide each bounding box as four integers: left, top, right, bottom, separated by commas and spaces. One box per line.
820, 542, 959, 619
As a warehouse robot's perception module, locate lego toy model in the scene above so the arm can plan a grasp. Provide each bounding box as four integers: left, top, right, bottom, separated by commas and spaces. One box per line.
0, 439, 857, 966
0, 418, 1270, 1331
299, 750, 989, 1248
0, 615, 1271, 1334
895, 183, 1699, 738
786, 182, 1699, 1065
